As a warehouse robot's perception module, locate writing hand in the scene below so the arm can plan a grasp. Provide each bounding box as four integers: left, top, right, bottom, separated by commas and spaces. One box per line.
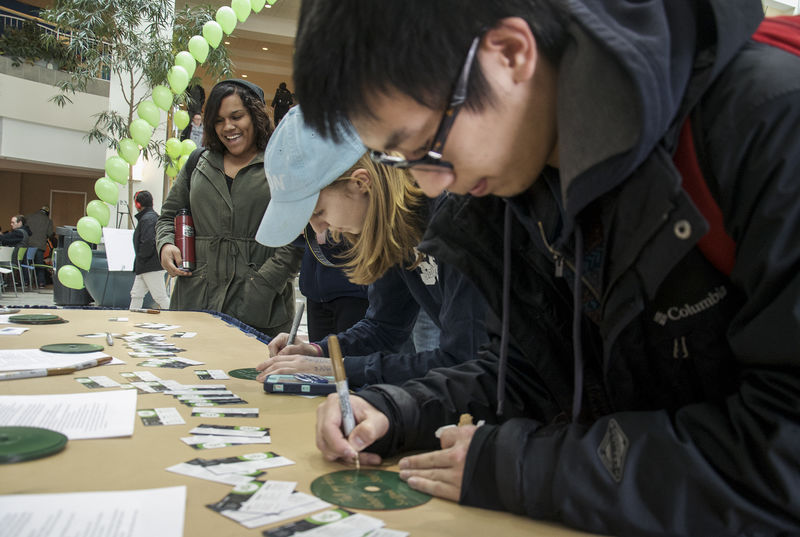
316, 393, 386, 467
398, 424, 477, 502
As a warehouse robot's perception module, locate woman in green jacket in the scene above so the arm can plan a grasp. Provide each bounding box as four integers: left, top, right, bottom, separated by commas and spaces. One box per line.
156, 79, 303, 336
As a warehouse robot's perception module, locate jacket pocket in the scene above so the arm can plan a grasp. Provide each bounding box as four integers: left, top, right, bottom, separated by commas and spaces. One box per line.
234, 266, 292, 331
171, 263, 208, 311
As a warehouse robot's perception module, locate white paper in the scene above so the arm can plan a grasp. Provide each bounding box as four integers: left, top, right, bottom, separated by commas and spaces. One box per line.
0, 327, 28, 335
0, 349, 123, 372
0, 390, 137, 439
240, 480, 297, 514
0, 485, 185, 537
206, 452, 295, 475
181, 435, 271, 448
223, 492, 331, 529
166, 461, 264, 486
102, 227, 135, 271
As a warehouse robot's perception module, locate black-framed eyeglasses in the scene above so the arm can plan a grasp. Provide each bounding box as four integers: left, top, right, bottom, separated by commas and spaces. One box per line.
369, 35, 481, 173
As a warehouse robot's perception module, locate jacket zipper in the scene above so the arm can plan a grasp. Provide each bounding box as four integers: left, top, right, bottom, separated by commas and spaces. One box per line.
537, 221, 600, 300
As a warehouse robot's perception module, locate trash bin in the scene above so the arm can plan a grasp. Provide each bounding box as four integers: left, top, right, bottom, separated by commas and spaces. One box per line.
53, 225, 93, 306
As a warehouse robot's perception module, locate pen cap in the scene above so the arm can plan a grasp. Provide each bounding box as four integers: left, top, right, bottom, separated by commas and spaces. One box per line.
328, 335, 346, 382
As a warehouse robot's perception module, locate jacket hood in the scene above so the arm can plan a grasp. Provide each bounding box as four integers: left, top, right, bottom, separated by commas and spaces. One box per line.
557, 0, 763, 225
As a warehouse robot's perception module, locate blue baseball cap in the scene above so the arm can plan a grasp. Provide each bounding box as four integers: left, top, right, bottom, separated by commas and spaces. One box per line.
256, 106, 366, 247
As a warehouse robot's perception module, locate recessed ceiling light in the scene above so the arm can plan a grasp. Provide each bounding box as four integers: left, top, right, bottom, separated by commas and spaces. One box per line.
241, 74, 248, 78
265, 4, 271, 7
224, 41, 230, 45
262, 47, 269, 51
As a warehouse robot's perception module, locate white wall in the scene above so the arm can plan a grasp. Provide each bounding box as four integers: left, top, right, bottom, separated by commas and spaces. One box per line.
0, 73, 108, 171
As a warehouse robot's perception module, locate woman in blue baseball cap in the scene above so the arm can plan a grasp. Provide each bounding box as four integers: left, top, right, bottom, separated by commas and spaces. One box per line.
254, 106, 488, 388
156, 79, 303, 337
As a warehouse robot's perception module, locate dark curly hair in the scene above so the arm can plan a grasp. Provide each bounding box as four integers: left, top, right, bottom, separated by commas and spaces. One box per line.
203, 82, 273, 154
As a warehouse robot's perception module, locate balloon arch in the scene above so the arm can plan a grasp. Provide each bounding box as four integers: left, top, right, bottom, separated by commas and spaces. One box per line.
58, 0, 274, 290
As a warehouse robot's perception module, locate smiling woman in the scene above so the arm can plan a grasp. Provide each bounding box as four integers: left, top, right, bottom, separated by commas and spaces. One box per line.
155, 79, 303, 337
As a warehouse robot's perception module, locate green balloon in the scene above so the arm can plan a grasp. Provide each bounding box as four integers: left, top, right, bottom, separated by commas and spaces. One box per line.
166, 164, 178, 178
117, 138, 140, 166
175, 51, 196, 80
216, 6, 237, 35
77, 215, 102, 244
177, 154, 190, 170
203, 21, 223, 49
137, 100, 161, 128
95, 177, 118, 205
232, 0, 251, 22
188, 35, 210, 63
250, 0, 266, 12
165, 137, 183, 159
105, 156, 129, 184
67, 240, 93, 271
266, 0, 277, 4
130, 118, 154, 147
181, 139, 197, 156
86, 200, 110, 227
152, 85, 173, 111
174, 109, 190, 130
58, 265, 84, 290
168, 65, 189, 95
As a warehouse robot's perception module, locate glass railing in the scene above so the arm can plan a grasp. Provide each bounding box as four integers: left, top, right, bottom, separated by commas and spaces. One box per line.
0, 5, 111, 80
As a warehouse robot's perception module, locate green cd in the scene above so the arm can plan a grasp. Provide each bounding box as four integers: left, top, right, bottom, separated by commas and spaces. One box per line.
0, 426, 68, 464
40, 343, 104, 353
229, 368, 260, 380
9, 314, 67, 325
310, 469, 432, 510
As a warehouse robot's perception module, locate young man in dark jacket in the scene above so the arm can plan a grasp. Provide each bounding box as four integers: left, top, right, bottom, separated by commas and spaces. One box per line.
130, 191, 170, 309
293, 0, 800, 535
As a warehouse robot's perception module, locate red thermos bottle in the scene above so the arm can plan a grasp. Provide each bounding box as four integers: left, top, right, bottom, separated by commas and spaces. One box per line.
174, 208, 195, 271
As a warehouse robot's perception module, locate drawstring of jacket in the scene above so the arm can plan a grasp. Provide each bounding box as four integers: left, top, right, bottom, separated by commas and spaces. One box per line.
571, 225, 584, 422
495, 202, 586, 422
496, 203, 512, 416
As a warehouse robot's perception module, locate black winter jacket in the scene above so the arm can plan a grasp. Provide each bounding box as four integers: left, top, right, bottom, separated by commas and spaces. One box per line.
133, 207, 162, 274
356, 1, 800, 535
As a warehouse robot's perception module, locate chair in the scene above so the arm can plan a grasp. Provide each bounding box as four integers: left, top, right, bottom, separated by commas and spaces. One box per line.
19, 247, 52, 290
0, 246, 19, 296
11, 246, 29, 293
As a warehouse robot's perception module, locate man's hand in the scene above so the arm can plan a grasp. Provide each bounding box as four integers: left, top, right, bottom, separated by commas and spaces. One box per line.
397, 424, 477, 502
316, 394, 387, 466
267, 333, 320, 358
255, 354, 334, 381
160, 244, 191, 277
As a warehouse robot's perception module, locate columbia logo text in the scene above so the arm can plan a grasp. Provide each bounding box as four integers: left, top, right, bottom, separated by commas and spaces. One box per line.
653, 286, 727, 326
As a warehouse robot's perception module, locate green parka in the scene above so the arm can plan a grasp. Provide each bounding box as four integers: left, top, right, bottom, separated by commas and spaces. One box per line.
156, 150, 302, 336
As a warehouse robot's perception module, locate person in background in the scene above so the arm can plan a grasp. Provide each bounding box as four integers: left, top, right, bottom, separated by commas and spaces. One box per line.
293, 1, 800, 535
180, 112, 204, 148
130, 191, 170, 310
156, 79, 303, 337
271, 82, 294, 125
254, 106, 488, 388
25, 206, 53, 286
0, 215, 30, 246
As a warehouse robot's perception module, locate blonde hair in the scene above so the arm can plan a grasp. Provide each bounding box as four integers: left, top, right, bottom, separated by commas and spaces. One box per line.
329, 154, 426, 285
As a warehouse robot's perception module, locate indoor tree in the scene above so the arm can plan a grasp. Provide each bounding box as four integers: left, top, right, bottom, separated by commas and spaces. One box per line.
40, 0, 233, 226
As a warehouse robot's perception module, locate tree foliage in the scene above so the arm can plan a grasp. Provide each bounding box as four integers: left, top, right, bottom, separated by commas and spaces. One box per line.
40, 0, 233, 160
38, 0, 233, 224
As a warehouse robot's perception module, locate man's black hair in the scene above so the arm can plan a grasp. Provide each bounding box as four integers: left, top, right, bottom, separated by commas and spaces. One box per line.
203, 80, 272, 154
294, 0, 570, 139
135, 190, 153, 208
13, 214, 25, 226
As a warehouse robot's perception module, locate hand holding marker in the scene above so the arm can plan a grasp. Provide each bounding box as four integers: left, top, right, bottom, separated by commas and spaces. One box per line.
328, 334, 359, 470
